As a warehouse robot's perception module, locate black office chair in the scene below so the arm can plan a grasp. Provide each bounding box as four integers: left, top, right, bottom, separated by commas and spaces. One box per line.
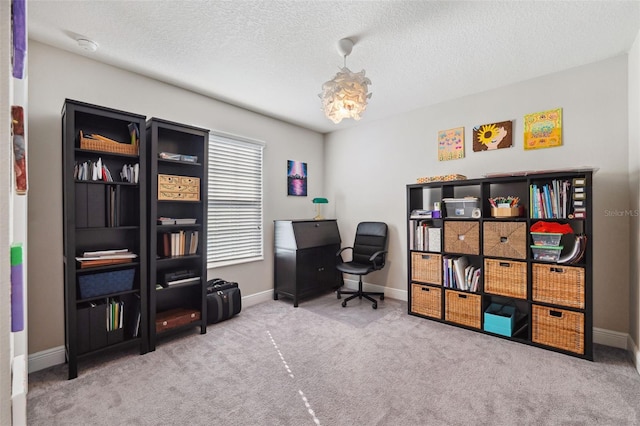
336, 222, 388, 309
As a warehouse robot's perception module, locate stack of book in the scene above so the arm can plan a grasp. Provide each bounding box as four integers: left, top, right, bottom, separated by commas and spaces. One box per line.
157, 217, 197, 225
158, 230, 198, 257
75, 248, 137, 269
529, 179, 572, 218
442, 255, 480, 291
106, 298, 124, 332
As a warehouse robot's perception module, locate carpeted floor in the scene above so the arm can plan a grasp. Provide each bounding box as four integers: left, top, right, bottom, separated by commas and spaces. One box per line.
27, 293, 640, 425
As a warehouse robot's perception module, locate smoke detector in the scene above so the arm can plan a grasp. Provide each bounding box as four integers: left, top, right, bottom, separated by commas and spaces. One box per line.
77, 38, 98, 52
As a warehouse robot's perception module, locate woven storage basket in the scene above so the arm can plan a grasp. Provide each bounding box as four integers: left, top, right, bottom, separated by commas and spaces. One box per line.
484, 258, 527, 299
79, 131, 138, 156
532, 304, 584, 354
483, 222, 527, 259
411, 283, 442, 319
532, 264, 585, 309
411, 252, 442, 285
445, 289, 481, 329
444, 221, 479, 255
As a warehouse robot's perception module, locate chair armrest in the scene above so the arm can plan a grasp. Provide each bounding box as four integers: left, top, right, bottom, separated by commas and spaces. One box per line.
369, 250, 388, 269
336, 247, 353, 256
336, 247, 352, 264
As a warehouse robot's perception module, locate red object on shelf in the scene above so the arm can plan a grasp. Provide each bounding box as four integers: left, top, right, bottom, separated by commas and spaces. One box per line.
530, 221, 574, 234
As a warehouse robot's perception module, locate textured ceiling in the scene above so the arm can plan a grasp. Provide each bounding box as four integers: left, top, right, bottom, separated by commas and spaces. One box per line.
28, 1, 640, 134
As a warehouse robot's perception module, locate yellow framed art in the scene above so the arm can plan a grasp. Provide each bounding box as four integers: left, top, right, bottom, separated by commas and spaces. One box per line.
524, 108, 562, 150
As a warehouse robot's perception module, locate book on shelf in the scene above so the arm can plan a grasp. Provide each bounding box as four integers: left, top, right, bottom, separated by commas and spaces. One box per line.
159, 230, 198, 257
442, 255, 480, 291
77, 257, 133, 269
157, 217, 197, 225
76, 249, 137, 268
529, 178, 575, 219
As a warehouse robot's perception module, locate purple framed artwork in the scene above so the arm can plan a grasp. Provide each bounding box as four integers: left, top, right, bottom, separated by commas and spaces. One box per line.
287, 160, 307, 196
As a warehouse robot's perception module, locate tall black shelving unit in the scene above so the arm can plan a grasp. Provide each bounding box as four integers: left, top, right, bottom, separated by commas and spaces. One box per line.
407, 170, 593, 360
146, 118, 209, 351
62, 99, 148, 379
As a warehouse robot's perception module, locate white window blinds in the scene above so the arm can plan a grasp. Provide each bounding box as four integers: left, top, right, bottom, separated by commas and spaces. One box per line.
208, 131, 264, 267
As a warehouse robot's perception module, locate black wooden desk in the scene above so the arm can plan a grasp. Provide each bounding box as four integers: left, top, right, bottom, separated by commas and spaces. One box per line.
273, 219, 341, 307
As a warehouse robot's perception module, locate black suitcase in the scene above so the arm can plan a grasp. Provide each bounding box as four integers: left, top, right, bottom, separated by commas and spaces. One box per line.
206, 279, 241, 324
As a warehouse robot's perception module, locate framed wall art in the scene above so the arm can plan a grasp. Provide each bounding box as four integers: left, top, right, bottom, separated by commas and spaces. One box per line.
287, 160, 307, 196
524, 108, 562, 150
473, 120, 512, 152
438, 127, 465, 161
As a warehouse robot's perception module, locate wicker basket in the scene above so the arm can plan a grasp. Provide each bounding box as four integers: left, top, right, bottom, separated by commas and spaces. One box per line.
483, 222, 527, 259
444, 221, 479, 255
532, 264, 585, 308
532, 304, 584, 354
411, 283, 442, 319
484, 258, 527, 299
79, 130, 138, 156
411, 252, 442, 285
445, 289, 481, 329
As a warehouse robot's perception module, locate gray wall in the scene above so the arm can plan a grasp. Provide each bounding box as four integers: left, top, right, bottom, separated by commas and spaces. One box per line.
27, 40, 638, 356
629, 31, 640, 361
325, 55, 631, 334
27, 41, 325, 354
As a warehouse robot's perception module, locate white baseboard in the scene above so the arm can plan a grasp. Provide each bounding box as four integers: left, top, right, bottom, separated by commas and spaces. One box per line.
593, 327, 629, 349
342, 278, 409, 302
27, 288, 639, 376
28, 346, 65, 374
242, 289, 273, 308
629, 336, 640, 376
28, 291, 274, 374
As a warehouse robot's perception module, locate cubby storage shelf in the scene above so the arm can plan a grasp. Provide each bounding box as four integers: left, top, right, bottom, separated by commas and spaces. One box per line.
406, 169, 594, 360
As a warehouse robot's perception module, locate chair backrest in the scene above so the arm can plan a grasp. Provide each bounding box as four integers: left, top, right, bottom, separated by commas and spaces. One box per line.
352, 222, 388, 269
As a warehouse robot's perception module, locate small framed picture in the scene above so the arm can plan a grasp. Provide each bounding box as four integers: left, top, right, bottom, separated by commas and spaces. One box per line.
287, 160, 307, 196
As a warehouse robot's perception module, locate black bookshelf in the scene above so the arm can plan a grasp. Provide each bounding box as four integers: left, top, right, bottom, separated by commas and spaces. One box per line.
146, 118, 209, 351
406, 170, 594, 360
62, 99, 148, 379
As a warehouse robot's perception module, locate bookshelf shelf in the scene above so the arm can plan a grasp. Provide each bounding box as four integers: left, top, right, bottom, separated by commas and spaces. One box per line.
62, 99, 148, 379
147, 117, 209, 351
406, 170, 593, 360
158, 158, 203, 166
77, 288, 140, 304
74, 148, 139, 159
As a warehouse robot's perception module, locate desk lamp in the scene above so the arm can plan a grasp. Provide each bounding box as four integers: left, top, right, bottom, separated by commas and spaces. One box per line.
312, 198, 328, 220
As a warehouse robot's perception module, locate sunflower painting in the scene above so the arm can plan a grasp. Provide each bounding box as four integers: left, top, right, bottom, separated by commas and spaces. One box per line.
472, 120, 513, 152
524, 108, 562, 150
438, 127, 464, 161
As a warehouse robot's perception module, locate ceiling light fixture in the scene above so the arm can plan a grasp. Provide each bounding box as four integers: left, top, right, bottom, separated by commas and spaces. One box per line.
319, 38, 372, 124
77, 38, 98, 52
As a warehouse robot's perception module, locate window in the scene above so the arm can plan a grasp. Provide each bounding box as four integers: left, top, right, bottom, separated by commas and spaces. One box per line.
208, 131, 264, 267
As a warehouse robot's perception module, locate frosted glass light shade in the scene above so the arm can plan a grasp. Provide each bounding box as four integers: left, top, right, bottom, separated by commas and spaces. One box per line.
319, 67, 372, 124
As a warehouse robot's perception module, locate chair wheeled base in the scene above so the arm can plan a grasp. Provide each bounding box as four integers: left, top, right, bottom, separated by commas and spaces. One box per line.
337, 276, 384, 309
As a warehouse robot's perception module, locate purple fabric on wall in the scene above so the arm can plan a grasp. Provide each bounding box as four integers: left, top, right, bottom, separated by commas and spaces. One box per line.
12, 0, 26, 79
